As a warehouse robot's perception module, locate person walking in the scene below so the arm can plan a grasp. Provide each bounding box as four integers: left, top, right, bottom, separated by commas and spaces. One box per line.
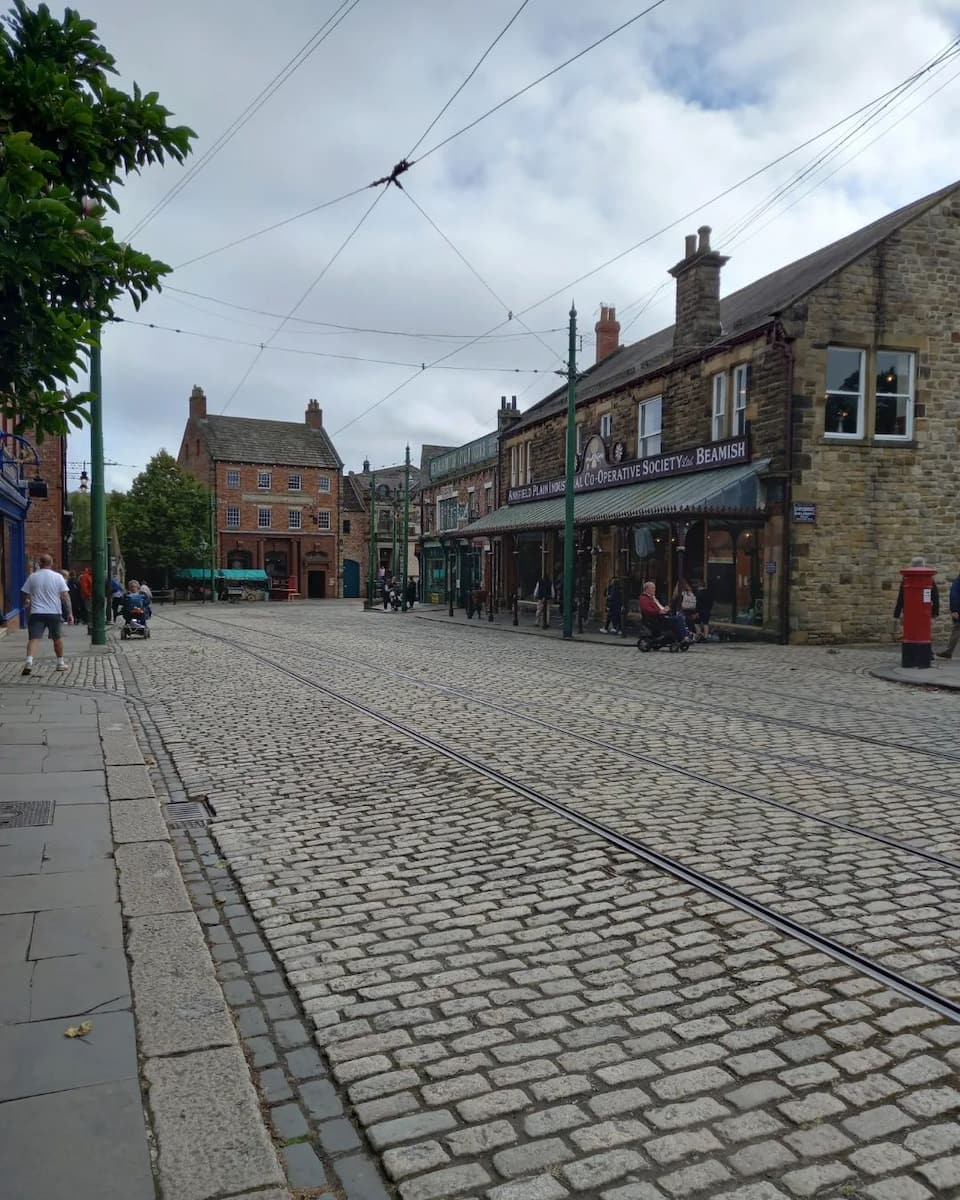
694, 579, 714, 642
21, 554, 73, 675
938, 569, 960, 659
67, 569, 83, 624
78, 566, 93, 624
602, 579, 622, 634
534, 573, 554, 628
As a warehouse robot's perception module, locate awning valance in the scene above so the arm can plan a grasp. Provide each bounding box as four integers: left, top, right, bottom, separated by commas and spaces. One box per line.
175, 568, 269, 583
451, 459, 770, 537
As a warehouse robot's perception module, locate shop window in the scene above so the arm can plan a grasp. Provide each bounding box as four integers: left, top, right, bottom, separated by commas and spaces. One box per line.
226, 469, 240, 488
316, 510, 331, 530
343, 518, 352, 534
711, 373, 727, 441
226, 506, 240, 529
257, 470, 271, 490
733, 364, 750, 436
638, 396, 662, 458
875, 351, 914, 439
825, 347, 864, 438
257, 507, 272, 528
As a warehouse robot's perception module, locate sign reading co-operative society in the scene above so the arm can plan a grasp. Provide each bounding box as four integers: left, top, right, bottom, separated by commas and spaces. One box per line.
506, 435, 750, 505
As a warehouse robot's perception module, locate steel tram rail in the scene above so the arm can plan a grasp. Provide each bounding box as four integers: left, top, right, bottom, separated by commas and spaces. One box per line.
155, 613, 960, 1025
170, 609, 960, 874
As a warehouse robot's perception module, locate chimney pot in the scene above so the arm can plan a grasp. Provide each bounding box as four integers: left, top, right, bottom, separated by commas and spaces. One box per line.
684, 234, 697, 258
697, 225, 712, 253
363, 457, 370, 472
594, 303, 621, 364
305, 399, 323, 429
512, 396, 517, 409
189, 384, 207, 420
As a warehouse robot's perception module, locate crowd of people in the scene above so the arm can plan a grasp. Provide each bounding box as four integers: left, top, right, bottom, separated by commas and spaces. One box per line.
376, 564, 417, 611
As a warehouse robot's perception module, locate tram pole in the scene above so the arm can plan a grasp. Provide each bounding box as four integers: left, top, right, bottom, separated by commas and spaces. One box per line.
366, 472, 376, 607
401, 444, 410, 612
562, 304, 577, 639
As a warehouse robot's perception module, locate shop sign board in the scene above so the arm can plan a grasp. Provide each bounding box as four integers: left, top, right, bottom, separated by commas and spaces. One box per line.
791, 502, 817, 523
506, 435, 749, 505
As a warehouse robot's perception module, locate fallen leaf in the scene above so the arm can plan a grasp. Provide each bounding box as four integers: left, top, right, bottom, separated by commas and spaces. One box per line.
144, 756, 157, 766
64, 1021, 93, 1039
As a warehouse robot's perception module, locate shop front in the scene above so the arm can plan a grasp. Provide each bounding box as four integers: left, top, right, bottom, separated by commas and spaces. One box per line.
458, 434, 778, 635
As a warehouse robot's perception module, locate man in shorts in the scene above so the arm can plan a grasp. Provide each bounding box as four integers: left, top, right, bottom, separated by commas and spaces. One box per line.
21, 554, 73, 675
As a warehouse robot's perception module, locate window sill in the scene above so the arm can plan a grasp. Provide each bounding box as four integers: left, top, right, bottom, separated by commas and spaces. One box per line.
819, 436, 918, 449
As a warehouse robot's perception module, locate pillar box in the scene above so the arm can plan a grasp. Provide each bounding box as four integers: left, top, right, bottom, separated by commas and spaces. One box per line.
899, 565, 937, 668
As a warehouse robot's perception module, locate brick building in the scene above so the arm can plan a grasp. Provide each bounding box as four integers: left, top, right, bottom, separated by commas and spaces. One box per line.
178, 388, 344, 598
458, 181, 960, 643
344, 458, 424, 599
1, 421, 68, 626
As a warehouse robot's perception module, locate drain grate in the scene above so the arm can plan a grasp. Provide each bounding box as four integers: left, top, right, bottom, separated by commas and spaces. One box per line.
163, 799, 213, 831
0, 800, 55, 829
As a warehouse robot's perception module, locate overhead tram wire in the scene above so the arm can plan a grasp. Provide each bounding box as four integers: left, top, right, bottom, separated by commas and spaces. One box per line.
406, 0, 533, 160
717, 37, 960, 250
332, 40, 960, 440
124, 0, 362, 243
220, 185, 389, 414
401, 185, 567, 370
172, 1, 671, 272
110, 316, 548, 372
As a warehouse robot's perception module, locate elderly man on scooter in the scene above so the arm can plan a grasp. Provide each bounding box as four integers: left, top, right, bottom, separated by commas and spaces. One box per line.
639, 580, 688, 644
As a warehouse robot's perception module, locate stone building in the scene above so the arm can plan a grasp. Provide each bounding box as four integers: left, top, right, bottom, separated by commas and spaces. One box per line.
458, 180, 960, 643
418, 404, 521, 605
342, 457, 424, 599
178, 388, 344, 598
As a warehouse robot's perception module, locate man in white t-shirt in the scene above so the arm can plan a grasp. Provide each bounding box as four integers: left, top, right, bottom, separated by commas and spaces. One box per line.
21, 553, 73, 675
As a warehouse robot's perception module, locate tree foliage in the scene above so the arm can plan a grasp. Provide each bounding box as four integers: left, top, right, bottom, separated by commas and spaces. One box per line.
66, 486, 124, 564
116, 451, 209, 582
0, 2, 195, 437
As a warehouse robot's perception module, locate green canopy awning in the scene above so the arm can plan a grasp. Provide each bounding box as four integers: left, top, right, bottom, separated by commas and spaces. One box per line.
452, 459, 770, 537
175, 568, 269, 583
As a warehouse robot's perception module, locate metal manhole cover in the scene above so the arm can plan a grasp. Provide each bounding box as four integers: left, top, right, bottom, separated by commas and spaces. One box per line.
0, 800, 55, 829
163, 799, 214, 830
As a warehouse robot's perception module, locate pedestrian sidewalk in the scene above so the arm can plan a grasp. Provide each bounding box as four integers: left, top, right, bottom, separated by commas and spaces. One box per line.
407, 602, 640, 646
869, 655, 960, 690
0, 670, 291, 1199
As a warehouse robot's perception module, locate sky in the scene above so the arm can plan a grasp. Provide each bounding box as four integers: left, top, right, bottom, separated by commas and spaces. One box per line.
57, 0, 960, 492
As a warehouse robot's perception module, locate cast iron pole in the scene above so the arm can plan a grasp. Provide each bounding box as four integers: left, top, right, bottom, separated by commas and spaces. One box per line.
89, 329, 107, 645
401, 445, 411, 612
367, 472, 376, 606
562, 304, 577, 639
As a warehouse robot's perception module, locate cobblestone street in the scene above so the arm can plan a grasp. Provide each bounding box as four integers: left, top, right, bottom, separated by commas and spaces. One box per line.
25, 602, 960, 1200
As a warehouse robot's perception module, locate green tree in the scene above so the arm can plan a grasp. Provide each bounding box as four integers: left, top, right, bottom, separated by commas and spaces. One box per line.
0, 2, 194, 437
66, 486, 123, 564
116, 452, 209, 584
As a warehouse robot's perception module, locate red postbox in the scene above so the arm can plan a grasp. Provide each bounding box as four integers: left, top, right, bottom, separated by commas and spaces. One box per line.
900, 565, 937, 667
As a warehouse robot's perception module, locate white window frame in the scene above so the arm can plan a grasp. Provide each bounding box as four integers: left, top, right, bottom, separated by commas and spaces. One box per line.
825, 346, 865, 440
288, 473, 302, 492
732, 365, 749, 436
711, 373, 727, 442
637, 396, 662, 459
509, 444, 518, 488
226, 506, 240, 529
257, 507, 272, 529
318, 475, 331, 493
874, 350, 915, 441
288, 509, 302, 530
600, 412, 613, 441
226, 469, 240, 488
257, 470, 271, 490
316, 509, 331, 530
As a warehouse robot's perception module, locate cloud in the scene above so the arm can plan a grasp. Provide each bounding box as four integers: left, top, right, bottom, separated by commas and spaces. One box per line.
60, 0, 960, 488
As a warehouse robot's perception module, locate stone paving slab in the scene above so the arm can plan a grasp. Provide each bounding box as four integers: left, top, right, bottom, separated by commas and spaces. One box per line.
0, 865, 117, 913
29, 902, 123, 958
114, 839, 191, 916
145, 1044, 287, 1200
0, 1009, 138, 1101
0, 1079, 154, 1200
128, 911, 236, 1055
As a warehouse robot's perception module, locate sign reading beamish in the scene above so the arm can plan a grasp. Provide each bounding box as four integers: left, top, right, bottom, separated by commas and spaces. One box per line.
506, 436, 750, 504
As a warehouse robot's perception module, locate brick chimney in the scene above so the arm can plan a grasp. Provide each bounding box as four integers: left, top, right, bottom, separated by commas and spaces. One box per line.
305, 398, 323, 429
668, 226, 729, 356
497, 394, 522, 433
189, 384, 207, 420
595, 304, 620, 363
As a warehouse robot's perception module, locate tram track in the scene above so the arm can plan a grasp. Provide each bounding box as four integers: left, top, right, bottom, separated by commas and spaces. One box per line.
172, 608, 960, 857
155, 611, 960, 1026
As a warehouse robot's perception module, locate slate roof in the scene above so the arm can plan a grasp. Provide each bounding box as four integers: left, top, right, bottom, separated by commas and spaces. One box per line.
198, 415, 343, 469
348, 464, 424, 507
342, 474, 367, 512
420, 444, 455, 474
513, 179, 960, 432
